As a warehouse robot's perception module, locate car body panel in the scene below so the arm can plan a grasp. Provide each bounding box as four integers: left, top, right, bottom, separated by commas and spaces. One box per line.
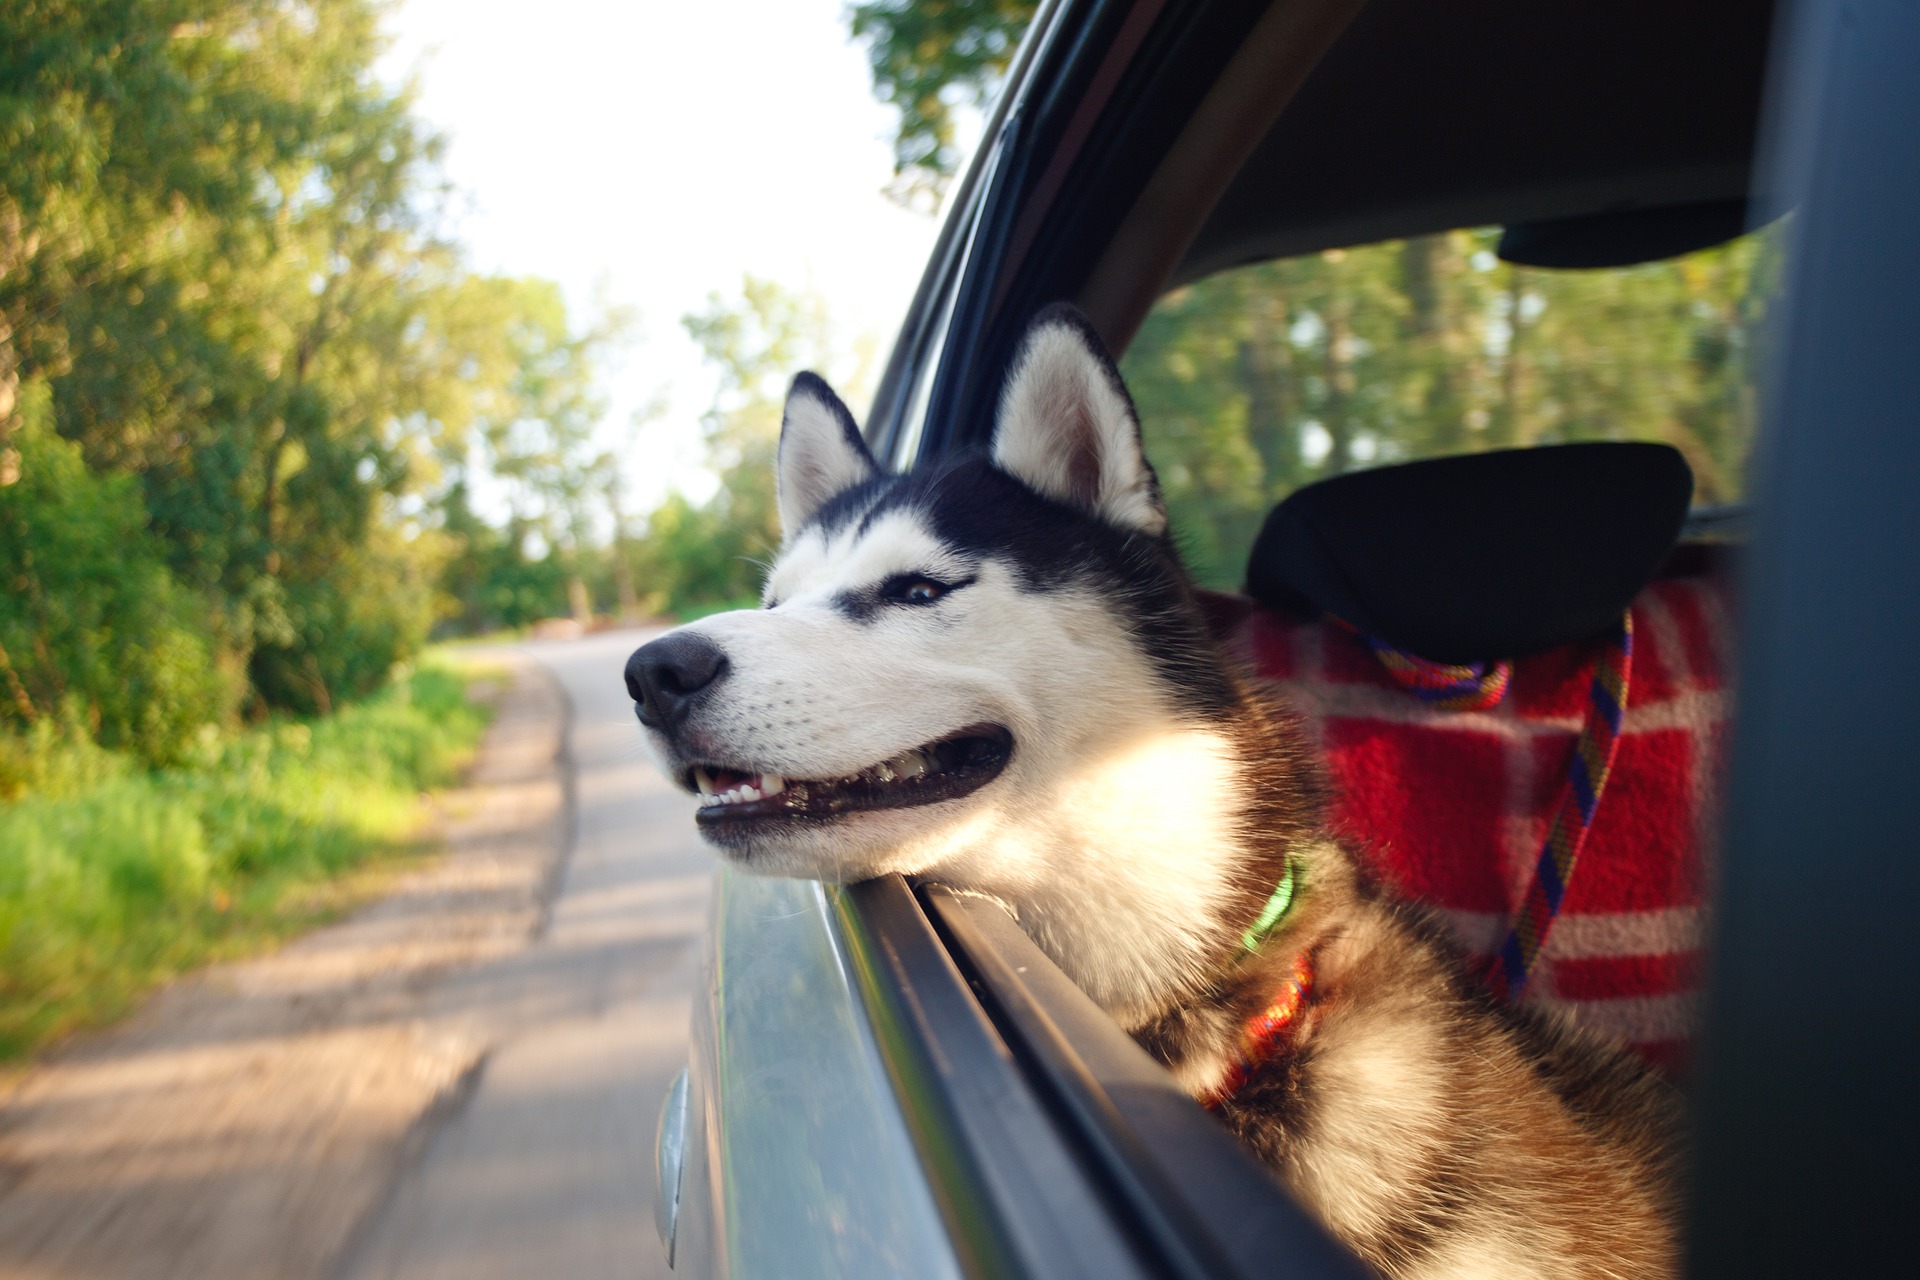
671, 869, 962, 1280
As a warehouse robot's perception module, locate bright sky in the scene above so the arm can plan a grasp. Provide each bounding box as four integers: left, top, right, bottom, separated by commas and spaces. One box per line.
378, 0, 954, 511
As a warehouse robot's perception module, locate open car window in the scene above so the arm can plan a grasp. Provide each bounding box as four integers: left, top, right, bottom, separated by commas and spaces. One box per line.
1120, 226, 1783, 588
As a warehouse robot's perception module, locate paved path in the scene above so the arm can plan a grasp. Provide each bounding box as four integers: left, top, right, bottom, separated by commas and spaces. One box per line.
0, 631, 710, 1280
339, 630, 704, 1280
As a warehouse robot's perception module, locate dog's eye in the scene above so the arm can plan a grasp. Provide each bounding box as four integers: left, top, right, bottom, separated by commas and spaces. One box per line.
882, 575, 951, 605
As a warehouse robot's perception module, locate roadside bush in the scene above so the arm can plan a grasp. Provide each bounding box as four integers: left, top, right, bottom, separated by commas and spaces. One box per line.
0, 381, 238, 765
436, 508, 572, 636
250, 522, 448, 716
0, 660, 491, 1058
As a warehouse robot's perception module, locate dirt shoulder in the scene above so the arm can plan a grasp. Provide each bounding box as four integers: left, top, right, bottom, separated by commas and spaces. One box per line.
0, 654, 572, 1280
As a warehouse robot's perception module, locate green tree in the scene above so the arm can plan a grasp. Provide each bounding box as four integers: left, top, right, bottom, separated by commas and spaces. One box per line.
0, 380, 231, 763
470, 282, 631, 624
849, 0, 1037, 201
0, 0, 308, 470
0, 0, 630, 728
3, 1, 446, 710
423, 276, 632, 636
628, 279, 873, 614
1122, 230, 1776, 588
436, 483, 570, 634
4, 1, 626, 715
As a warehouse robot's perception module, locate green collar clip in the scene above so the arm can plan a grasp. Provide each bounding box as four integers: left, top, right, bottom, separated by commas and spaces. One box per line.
1240, 858, 1299, 955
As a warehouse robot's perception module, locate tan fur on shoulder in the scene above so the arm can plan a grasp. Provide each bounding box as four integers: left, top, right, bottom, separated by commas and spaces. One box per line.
1134, 696, 1683, 1280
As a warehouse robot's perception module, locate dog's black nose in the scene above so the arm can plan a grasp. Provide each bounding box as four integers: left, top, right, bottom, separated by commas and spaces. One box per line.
626, 632, 730, 729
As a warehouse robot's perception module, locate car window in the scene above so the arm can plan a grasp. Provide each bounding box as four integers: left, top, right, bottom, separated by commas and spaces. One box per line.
1119, 226, 1784, 589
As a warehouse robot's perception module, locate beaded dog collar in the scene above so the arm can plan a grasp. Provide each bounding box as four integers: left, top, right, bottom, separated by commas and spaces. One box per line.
1202, 857, 1314, 1108
1200, 947, 1317, 1110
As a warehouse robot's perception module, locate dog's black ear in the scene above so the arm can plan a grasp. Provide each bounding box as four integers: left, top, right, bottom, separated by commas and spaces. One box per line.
778, 372, 878, 537
990, 304, 1166, 536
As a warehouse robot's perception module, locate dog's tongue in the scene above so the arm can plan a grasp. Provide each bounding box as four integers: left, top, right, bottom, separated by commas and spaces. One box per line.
711, 768, 758, 791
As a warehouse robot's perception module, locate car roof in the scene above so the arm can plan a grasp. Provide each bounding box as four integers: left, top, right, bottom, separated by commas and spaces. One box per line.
1179, 0, 1777, 282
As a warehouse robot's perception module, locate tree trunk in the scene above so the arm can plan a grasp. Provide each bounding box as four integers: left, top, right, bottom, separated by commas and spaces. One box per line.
1495, 266, 1530, 447
1401, 235, 1467, 452
568, 574, 592, 627
0, 199, 31, 488
605, 481, 641, 622
259, 426, 287, 576
0, 637, 38, 723
1323, 285, 1357, 475
1239, 285, 1299, 497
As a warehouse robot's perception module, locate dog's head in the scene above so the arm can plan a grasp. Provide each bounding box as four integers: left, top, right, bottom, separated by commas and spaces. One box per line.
627, 306, 1238, 883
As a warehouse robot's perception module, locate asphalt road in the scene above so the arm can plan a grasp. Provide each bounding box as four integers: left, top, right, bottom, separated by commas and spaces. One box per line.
340, 629, 708, 1280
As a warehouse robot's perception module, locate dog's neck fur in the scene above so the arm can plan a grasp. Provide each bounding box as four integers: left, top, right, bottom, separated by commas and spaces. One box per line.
950, 727, 1245, 1026
937, 680, 1314, 1032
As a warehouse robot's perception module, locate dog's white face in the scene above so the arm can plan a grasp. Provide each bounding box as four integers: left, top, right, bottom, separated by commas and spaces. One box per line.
629, 310, 1241, 953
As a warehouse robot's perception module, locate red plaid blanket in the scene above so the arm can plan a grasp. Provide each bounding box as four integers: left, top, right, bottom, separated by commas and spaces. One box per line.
1226, 574, 1734, 1075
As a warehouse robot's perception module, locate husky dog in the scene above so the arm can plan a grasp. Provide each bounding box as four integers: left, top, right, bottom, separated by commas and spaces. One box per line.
627, 306, 1683, 1279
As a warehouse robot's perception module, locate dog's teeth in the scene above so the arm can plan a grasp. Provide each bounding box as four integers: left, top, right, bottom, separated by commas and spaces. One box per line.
696, 772, 782, 807
894, 750, 931, 780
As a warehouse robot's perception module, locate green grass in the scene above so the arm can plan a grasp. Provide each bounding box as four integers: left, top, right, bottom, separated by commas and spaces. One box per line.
0, 657, 496, 1060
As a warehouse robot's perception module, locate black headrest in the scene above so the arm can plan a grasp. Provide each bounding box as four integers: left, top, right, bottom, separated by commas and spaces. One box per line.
1245, 443, 1694, 662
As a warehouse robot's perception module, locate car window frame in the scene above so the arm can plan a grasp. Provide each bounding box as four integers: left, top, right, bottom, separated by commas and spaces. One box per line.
824, 874, 1367, 1280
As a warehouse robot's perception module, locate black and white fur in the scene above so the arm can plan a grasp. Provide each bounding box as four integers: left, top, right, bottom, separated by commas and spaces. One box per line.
628, 305, 1683, 1279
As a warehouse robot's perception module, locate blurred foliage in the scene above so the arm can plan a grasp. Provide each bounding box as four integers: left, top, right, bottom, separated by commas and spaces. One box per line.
436, 486, 571, 635
428, 275, 630, 639
849, 0, 1034, 203
622, 277, 874, 617
0, 380, 236, 763
0, 0, 617, 747
1125, 230, 1778, 587
0, 658, 491, 1058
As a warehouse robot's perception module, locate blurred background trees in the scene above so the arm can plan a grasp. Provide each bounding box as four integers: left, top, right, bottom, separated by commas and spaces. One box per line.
628, 277, 875, 615
0, 0, 633, 749
1121, 230, 1774, 586
850, 0, 1033, 206
0, 0, 1779, 763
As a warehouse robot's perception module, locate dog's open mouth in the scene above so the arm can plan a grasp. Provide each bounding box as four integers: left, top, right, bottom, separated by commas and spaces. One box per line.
684, 724, 1012, 826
